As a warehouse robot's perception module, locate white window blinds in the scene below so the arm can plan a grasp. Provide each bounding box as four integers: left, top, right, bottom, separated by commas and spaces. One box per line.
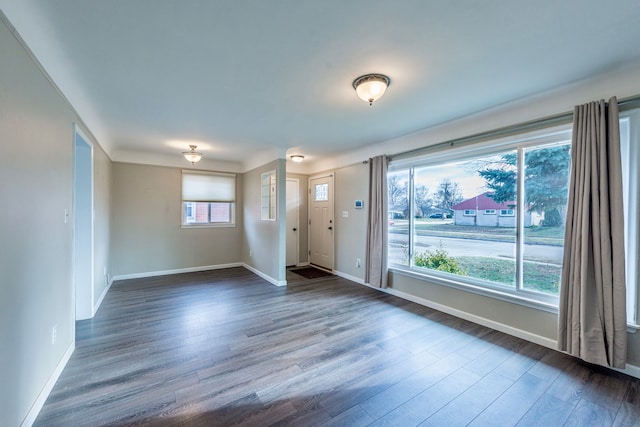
182, 171, 236, 202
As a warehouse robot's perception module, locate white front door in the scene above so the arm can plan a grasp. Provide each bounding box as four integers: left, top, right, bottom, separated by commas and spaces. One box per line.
309, 174, 334, 270
286, 179, 300, 267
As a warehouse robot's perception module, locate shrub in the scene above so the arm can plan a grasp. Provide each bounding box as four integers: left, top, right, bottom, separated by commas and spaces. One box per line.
542, 208, 563, 227
413, 246, 465, 275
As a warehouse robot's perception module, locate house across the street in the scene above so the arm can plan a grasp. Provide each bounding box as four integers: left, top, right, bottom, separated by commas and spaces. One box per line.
451, 192, 542, 227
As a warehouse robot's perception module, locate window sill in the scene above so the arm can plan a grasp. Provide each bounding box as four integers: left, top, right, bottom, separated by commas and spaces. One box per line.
181, 223, 236, 229
389, 266, 559, 314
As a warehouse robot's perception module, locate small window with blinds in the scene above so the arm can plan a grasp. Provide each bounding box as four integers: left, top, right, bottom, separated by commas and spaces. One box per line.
182, 171, 236, 227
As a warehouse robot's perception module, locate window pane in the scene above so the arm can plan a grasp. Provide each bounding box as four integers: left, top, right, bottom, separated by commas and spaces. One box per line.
314, 183, 328, 201
261, 170, 277, 220
413, 151, 517, 289
620, 113, 639, 324
522, 143, 571, 295
185, 202, 195, 222
388, 169, 410, 266
183, 202, 233, 224
209, 202, 232, 223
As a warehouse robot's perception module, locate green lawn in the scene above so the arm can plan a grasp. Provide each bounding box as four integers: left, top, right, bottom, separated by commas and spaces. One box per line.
453, 256, 560, 295
391, 219, 564, 294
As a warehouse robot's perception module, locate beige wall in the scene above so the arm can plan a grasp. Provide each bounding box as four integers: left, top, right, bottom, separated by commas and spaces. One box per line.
0, 17, 112, 426
110, 162, 243, 276
94, 146, 112, 305
242, 159, 287, 283
334, 163, 369, 281
388, 273, 558, 339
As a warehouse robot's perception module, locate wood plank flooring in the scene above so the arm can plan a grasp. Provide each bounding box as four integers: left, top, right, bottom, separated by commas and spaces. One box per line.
35, 268, 640, 426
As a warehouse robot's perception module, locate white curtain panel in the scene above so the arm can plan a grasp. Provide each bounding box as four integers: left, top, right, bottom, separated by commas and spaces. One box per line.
365, 155, 389, 289
558, 97, 627, 368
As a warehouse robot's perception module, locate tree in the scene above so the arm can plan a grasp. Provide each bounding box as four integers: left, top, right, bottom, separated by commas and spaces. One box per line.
477, 153, 516, 203
388, 174, 408, 217
524, 146, 570, 215
414, 184, 432, 218
388, 175, 407, 207
434, 179, 463, 210
478, 146, 570, 226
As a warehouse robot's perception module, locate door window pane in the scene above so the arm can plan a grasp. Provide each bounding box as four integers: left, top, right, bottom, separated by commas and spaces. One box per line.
315, 183, 329, 201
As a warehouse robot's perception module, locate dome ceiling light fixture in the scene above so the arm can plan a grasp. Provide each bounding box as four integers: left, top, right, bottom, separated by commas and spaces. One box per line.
182, 145, 203, 164
290, 155, 305, 163
352, 73, 390, 106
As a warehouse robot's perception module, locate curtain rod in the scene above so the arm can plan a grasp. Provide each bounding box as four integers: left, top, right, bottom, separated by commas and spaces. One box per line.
391, 93, 640, 162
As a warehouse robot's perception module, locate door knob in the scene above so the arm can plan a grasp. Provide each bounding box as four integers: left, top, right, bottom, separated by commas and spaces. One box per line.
293, 227, 297, 231
328, 226, 333, 230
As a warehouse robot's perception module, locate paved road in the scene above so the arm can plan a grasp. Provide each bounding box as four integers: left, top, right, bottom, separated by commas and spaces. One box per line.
389, 232, 563, 263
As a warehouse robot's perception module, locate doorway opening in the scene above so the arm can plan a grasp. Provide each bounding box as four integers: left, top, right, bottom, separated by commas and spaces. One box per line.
73, 126, 94, 320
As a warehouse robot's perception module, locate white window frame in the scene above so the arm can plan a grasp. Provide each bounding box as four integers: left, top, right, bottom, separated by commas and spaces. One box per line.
184, 201, 196, 223
500, 209, 515, 216
463, 209, 476, 216
484, 209, 496, 215
261, 170, 277, 221
388, 124, 573, 311
389, 111, 640, 326
620, 109, 640, 329
181, 170, 236, 228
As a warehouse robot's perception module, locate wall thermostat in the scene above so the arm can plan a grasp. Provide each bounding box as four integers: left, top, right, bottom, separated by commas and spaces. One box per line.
354, 200, 364, 209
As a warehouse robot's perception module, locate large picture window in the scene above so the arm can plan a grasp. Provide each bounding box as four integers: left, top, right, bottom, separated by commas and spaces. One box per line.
389, 107, 640, 322
388, 128, 572, 306
182, 171, 236, 227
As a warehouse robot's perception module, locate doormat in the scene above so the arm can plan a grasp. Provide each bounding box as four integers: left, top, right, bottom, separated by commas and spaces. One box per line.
289, 267, 333, 279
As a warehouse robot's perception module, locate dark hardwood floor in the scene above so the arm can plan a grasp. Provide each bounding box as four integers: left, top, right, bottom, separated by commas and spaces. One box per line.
35, 268, 640, 426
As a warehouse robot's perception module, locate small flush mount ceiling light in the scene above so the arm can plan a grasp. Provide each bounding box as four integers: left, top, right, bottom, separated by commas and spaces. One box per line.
182, 145, 203, 165
290, 155, 305, 163
353, 73, 390, 106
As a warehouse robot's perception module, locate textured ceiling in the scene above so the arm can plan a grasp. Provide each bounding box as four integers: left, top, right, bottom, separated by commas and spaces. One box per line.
2, 1, 640, 168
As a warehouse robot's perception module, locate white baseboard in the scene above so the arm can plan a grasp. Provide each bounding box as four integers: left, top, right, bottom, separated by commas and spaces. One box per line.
296, 262, 310, 267
242, 263, 287, 287
91, 277, 114, 317
21, 340, 75, 427
383, 287, 557, 349
112, 262, 243, 282
380, 287, 640, 379
613, 363, 640, 379
334, 270, 365, 285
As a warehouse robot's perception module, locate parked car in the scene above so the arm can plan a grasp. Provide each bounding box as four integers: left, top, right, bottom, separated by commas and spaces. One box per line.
428, 213, 444, 219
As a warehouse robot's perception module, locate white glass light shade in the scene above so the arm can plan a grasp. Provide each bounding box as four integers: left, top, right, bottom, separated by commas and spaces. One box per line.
184, 152, 202, 163
353, 74, 390, 105
290, 155, 304, 163
182, 145, 203, 164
